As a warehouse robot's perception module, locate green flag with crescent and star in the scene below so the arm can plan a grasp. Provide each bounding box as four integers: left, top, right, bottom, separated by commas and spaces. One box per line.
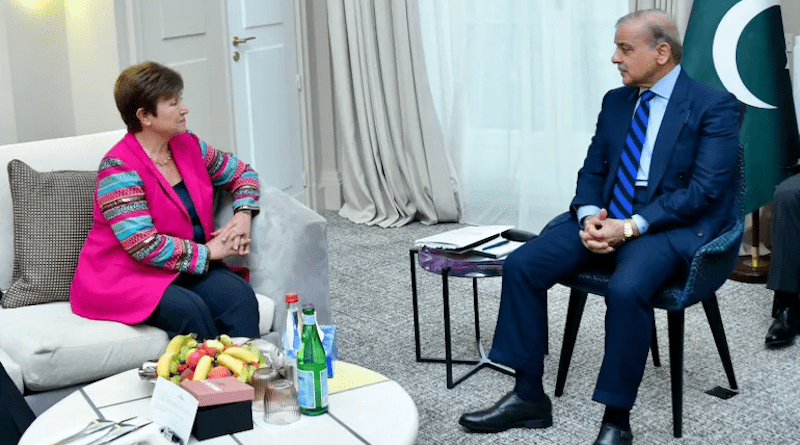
682, 0, 800, 215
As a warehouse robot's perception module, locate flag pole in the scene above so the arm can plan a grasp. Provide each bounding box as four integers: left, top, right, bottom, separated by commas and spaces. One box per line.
731, 208, 770, 283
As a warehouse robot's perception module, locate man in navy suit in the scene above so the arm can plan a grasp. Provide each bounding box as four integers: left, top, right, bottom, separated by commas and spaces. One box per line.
459, 9, 740, 445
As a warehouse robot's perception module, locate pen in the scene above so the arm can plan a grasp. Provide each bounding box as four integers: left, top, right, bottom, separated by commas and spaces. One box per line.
483, 239, 510, 250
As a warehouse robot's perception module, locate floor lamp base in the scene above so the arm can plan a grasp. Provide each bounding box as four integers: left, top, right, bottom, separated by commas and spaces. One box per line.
730, 254, 770, 283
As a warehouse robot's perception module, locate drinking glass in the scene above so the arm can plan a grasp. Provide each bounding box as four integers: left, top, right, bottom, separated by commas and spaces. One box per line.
251, 367, 279, 412
263, 379, 301, 425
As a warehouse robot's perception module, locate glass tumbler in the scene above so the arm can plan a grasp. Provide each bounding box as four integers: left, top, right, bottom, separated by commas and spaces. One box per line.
251, 367, 279, 412
263, 379, 301, 425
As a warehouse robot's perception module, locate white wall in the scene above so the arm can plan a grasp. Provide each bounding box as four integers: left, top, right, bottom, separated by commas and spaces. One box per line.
64, 0, 122, 136
0, 0, 122, 144
0, 0, 17, 144
4, 0, 75, 142
303, 0, 339, 210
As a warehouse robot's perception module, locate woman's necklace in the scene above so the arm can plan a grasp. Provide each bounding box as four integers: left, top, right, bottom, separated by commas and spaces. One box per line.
148, 147, 173, 166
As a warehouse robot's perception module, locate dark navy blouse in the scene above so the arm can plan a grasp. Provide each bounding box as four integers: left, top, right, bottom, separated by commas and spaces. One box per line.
173, 181, 206, 243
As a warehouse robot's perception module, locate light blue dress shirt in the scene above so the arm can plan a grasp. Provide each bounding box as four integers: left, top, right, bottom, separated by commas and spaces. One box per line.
578, 65, 682, 234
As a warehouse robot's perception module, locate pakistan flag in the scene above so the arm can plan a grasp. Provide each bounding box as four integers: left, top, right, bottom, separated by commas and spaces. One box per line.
683, 0, 800, 214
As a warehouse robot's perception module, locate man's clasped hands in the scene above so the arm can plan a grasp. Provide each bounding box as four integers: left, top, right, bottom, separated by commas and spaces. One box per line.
580, 209, 640, 254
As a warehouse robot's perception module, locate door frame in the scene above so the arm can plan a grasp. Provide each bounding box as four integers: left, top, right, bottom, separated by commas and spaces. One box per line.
113, 0, 316, 208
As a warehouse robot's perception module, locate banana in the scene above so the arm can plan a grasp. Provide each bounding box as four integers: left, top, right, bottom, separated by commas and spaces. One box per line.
193, 355, 214, 380
220, 346, 260, 364
241, 344, 267, 366
216, 354, 247, 377
156, 352, 178, 379
203, 339, 225, 354
165, 333, 197, 355
219, 334, 233, 347
164, 335, 188, 355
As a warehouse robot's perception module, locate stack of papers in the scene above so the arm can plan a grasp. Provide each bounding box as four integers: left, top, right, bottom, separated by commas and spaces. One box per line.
470, 238, 525, 258
415, 225, 513, 253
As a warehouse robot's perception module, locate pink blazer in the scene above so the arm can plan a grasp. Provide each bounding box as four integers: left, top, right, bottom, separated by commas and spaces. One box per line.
70, 133, 216, 324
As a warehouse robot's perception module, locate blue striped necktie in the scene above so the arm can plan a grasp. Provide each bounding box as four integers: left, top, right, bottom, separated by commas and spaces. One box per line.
609, 90, 656, 219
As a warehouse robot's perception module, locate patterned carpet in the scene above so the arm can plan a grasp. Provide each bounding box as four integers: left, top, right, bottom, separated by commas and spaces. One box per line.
322, 210, 800, 445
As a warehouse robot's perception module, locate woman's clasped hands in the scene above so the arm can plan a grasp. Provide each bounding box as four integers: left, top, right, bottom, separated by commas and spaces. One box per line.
207, 211, 253, 259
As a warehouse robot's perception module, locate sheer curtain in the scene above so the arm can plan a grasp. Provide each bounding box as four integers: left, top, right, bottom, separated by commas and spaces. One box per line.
419, 0, 629, 232
633, 0, 693, 35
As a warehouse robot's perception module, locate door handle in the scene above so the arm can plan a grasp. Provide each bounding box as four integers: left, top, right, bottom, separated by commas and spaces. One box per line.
232, 36, 256, 47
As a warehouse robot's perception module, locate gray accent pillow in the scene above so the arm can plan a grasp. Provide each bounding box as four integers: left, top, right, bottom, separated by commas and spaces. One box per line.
3, 160, 96, 308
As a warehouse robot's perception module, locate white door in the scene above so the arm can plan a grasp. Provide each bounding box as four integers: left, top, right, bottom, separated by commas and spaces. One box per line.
227, 0, 304, 199
133, 0, 235, 151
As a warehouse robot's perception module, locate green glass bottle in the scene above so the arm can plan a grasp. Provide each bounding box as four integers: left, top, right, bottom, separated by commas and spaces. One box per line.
296, 304, 328, 415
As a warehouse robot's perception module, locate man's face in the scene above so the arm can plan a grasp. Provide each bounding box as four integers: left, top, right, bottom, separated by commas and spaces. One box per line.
611, 19, 665, 88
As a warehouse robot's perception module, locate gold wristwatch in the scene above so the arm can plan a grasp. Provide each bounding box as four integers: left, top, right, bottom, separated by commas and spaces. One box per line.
623, 219, 634, 240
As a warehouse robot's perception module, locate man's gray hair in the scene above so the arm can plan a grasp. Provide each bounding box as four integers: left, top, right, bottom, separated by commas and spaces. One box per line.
617, 9, 683, 63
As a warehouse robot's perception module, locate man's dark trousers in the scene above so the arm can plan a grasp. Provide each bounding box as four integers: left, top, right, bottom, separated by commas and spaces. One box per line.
488, 213, 684, 409
767, 173, 800, 295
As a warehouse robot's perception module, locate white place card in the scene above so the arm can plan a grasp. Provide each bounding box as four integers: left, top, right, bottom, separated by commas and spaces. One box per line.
148, 377, 198, 445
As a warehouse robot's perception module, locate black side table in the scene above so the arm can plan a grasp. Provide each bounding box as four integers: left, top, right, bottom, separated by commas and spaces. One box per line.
410, 246, 515, 389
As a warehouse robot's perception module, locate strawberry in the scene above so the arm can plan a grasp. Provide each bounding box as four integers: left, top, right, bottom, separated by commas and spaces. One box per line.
177, 363, 188, 373
185, 349, 208, 369
207, 366, 232, 379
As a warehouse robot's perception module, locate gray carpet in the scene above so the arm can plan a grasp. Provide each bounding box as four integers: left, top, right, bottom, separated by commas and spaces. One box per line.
322, 210, 800, 445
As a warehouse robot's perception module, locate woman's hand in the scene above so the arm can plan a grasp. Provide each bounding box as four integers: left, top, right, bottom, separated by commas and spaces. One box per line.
209, 211, 253, 258
206, 234, 237, 260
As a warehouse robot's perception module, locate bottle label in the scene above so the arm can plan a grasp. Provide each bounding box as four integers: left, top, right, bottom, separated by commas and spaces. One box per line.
297, 369, 316, 409
319, 370, 329, 408
297, 369, 328, 409
283, 309, 301, 359
302, 313, 316, 325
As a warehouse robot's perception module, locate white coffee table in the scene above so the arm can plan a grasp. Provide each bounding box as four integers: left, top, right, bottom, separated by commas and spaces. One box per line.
20, 361, 418, 445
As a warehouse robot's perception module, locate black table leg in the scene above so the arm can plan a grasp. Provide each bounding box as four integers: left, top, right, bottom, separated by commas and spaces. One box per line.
410, 248, 513, 389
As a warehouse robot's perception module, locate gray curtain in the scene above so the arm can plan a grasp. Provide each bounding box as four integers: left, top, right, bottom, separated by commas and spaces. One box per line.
327, 0, 460, 228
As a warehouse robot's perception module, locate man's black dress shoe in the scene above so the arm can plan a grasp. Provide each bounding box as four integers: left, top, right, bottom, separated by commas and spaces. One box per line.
458, 392, 552, 433
765, 307, 800, 349
593, 422, 633, 445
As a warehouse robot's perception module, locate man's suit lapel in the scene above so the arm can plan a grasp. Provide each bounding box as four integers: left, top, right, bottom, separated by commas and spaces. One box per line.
647, 70, 692, 198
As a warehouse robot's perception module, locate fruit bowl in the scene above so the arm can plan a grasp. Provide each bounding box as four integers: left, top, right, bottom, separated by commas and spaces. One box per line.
143, 334, 273, 385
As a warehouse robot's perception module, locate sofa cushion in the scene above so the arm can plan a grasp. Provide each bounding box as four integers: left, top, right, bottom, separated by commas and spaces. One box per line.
0, 295, 273, 391
255, 293, 275, 336
0, 302, 169, 391
3, 160, 96, 308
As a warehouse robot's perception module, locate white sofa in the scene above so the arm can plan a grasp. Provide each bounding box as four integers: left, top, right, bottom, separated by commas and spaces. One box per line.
0, 129, 331, 393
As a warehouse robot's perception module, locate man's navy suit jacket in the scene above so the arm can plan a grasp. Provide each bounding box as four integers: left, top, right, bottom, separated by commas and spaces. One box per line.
569, 69, 741, 260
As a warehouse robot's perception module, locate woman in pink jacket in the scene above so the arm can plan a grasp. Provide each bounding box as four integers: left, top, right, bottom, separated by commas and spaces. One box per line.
70, 61, 261, 341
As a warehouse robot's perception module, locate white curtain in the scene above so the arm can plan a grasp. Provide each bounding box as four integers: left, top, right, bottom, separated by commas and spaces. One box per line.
633, 0, 693, 35
419, 0, 629, 232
